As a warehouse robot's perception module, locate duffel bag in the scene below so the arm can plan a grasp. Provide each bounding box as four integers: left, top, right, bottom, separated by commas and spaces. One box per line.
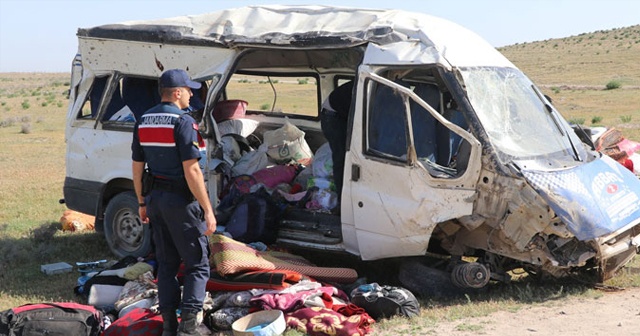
0, 302, 103, 336
350, 283, 420, 320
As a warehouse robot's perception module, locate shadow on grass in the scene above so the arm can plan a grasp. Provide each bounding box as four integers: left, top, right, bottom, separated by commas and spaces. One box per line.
291, 248, 634, 308
0, 222, 113, 310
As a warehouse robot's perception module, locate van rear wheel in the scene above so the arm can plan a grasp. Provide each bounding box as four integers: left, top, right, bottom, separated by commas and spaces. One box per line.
103, 191, 152, 258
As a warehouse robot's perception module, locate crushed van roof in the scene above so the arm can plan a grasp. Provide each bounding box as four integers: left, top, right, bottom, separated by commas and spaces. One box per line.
77, 5, 514, 68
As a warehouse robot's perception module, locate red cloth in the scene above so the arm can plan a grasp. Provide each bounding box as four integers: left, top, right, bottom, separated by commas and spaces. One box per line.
623, 158, 634, 172
252, 164, 298, 188
286, 307, 375, 336
103, 308, 163, 336
336, 303, 367, 316
204, 268, 303, 291
250, 286, 336, 313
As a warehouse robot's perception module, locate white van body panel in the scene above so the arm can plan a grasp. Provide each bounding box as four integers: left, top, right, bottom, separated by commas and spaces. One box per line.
346, 69, 482, 260
78, 39, 231, 77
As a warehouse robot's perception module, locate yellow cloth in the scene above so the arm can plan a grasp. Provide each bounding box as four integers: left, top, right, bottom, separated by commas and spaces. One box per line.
123, 262, 154, 280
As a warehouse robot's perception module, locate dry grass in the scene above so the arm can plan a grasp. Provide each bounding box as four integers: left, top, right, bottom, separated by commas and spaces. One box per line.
500, 25, 640, 87
500, 25, 640, 140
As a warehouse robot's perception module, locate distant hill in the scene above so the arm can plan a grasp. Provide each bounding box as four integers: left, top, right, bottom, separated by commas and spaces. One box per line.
499, 25, 640, 87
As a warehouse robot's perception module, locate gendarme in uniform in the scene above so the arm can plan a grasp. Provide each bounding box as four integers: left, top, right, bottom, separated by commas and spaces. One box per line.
131, 69, 216, 336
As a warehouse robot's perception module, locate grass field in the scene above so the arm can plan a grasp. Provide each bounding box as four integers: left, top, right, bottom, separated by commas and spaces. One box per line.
1, 24, 639, 334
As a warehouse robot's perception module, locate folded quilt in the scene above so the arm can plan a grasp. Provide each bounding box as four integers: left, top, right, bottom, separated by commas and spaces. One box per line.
210, 234, 358, 283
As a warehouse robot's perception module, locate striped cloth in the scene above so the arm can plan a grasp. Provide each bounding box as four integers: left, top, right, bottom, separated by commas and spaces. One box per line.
210, 234, 358, 283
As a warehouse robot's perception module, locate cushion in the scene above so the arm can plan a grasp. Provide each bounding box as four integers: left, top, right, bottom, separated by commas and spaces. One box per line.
210, 234, 275, 276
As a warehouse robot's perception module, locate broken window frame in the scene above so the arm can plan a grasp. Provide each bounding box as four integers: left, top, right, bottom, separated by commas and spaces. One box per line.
364, 71, 471, 178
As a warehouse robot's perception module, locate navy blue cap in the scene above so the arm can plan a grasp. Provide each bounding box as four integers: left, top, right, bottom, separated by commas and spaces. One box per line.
159, 69, 201, 89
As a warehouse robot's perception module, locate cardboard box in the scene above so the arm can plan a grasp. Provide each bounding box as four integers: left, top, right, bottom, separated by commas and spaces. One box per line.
41, 262, 73, 275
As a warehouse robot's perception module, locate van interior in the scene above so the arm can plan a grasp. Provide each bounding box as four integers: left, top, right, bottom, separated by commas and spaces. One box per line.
81, 45, 472, 249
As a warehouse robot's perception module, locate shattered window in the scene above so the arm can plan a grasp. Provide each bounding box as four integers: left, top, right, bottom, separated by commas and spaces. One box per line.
77, 76, 109, 119
461, 67, 578, 162
365, 69, 470, 178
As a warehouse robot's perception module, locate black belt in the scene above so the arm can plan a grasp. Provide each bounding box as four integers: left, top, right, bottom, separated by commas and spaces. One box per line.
152, 177, 195, 201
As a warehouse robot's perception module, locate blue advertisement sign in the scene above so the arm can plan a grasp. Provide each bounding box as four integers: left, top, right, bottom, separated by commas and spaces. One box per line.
522, 156, 640, 240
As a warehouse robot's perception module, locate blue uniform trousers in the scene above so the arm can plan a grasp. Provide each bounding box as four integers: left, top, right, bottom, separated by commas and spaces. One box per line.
146, 190, 210, 314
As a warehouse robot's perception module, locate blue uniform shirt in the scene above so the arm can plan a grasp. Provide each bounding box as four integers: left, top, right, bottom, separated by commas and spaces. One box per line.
132, 102, 201, 179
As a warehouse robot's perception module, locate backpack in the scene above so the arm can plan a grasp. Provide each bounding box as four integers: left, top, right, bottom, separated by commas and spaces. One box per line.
225, 187, 282, 244
0, 302, 103, 336
350, 283, 420, 320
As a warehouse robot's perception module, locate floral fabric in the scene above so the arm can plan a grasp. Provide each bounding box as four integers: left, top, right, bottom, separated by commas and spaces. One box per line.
286, 306, 374, 336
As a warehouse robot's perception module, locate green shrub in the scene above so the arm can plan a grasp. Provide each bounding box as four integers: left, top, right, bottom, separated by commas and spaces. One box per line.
620, 115, 632, 123
21, 100, 30, 110
568, 117, 585, 125
551, 87, 560, 94
297, 78, 309, 85
605, 80, 622, 90
260, 103, 270, 110
591, 116, 603, 124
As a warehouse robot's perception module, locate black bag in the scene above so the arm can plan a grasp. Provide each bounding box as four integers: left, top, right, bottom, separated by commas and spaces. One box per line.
0, 302, 103, 336
225, 187, 281, 244
350, 283, 420, 320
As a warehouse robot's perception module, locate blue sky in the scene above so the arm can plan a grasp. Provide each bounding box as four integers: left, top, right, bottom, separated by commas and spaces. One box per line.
1, 0, 638, 72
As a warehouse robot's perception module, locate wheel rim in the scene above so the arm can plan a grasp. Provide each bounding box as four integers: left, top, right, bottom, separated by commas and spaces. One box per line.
113, 207, 143, 253
451, 262, 490, 289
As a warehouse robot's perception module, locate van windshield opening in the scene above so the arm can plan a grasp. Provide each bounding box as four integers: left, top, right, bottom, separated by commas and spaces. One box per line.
460, 67, 583, 163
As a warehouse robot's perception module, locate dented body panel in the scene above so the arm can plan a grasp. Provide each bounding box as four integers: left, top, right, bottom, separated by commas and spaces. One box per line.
64, 5, 640, 284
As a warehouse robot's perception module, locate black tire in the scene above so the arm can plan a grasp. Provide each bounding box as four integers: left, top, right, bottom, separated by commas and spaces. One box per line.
103, 191, 152, 258
398, 259, 465, 299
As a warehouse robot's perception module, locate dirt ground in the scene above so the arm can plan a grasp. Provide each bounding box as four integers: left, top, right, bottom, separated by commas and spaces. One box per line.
428, 287, 640, 335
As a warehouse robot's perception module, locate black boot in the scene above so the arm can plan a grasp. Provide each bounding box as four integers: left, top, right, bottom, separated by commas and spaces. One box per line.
162, 310, 178, 336
177, 310, 202, 336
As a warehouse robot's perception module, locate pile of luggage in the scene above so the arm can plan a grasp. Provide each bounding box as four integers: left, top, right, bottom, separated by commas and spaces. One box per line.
1, 234, 421, 336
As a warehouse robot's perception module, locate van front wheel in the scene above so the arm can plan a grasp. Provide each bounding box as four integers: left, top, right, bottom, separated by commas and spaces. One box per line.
103, 191, 152, 258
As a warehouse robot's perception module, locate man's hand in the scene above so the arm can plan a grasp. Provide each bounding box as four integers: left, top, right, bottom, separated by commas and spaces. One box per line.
138, 206, 149, 224
132, 160, 148, 224
203, 210, 217, 236
183, 158, 217, 236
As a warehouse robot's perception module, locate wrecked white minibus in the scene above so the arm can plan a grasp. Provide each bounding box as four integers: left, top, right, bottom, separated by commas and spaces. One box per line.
63, 5, 640, 289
